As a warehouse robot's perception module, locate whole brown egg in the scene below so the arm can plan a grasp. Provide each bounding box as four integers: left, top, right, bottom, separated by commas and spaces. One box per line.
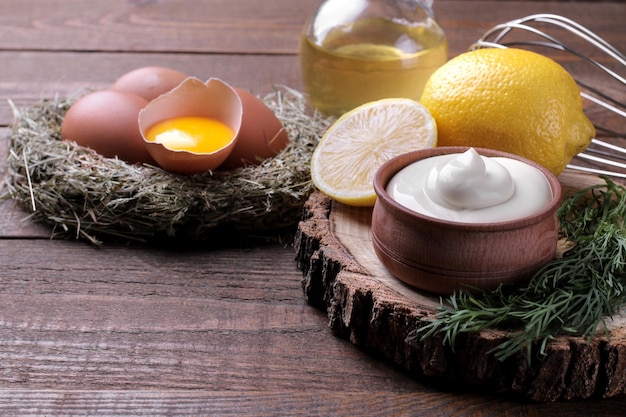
61, 90, 155, 164
219, 88, 290, 169
110, 66, 189, 101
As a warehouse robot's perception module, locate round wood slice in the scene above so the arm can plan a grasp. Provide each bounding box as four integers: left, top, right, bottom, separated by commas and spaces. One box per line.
294, 170, 626, 402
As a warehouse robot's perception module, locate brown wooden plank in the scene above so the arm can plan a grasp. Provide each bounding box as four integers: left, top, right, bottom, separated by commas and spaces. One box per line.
0, 251, 616, 415
0, 1, 622, 55
0, 240, 412, 390
0, 238, 623, 415
0, 0, 622, 414
0, 1, 621, 106
0, 0, 314, 54
0, 242, 307, 304
0, 390, 622, 417
436, 1, 626, 56
0, 52, 301, 125
0, 199, 51, 239
0, 1, 622, 126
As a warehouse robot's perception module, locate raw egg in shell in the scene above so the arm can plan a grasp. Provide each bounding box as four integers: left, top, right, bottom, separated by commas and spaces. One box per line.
111, 66, 189, 101
220, 87, 290, 169
139, 77, 243, 175
61, 90, 155, 164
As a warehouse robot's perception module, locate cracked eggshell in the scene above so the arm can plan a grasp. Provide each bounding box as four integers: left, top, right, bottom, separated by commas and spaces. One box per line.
219, 88, 290, 169
139, 77, 243, 175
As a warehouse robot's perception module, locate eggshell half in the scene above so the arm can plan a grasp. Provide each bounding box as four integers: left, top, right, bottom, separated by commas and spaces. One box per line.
139, 77, 243, 175
111, 66, 189, 102
61, 90, 155, 164
220, 88, 290, 169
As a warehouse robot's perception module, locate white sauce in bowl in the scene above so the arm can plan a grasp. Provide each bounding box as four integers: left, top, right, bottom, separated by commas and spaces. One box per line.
386, 148, 553, 223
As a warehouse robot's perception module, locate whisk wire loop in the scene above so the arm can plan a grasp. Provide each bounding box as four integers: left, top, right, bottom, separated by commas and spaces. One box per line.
472, 14, 626, 178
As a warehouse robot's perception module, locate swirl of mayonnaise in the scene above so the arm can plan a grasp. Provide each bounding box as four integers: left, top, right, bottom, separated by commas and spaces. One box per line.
424, 147, 514, 209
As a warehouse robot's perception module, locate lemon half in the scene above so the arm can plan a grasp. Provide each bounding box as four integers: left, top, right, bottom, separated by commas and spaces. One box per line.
311, 98, 437, 207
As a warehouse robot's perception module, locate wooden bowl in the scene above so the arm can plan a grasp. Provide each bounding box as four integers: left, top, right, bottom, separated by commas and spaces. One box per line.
371, 146, 562, 295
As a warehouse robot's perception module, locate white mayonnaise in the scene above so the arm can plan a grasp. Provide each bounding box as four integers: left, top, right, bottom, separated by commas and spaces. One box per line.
386, 148, 553, 223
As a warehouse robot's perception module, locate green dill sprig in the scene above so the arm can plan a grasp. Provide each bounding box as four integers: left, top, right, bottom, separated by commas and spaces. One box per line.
412, 178, 626, 363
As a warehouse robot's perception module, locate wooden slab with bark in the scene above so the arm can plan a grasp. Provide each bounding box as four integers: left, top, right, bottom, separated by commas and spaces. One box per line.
295, 170, 626, 402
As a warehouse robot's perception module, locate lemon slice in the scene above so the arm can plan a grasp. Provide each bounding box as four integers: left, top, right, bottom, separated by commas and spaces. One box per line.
310, 98, 437, 207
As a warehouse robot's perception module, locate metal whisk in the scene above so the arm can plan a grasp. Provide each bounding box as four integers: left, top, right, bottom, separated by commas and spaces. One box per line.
471, 14, 626, 178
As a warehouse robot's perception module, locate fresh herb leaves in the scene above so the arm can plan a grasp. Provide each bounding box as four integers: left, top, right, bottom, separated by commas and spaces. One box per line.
413, 178, 626, 363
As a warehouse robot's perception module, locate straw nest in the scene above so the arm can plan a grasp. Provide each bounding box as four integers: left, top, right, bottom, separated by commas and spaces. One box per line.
5, 87, 334, 245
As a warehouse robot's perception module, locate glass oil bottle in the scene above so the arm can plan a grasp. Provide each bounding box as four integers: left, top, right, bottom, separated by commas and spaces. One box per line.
300, 0, 448, 116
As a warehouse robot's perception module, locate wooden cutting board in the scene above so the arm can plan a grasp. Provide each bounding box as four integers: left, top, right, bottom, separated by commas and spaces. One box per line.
294, 170, 626, 402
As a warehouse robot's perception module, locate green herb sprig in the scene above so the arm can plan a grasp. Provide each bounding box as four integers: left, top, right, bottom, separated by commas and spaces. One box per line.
412, 178, 626, 363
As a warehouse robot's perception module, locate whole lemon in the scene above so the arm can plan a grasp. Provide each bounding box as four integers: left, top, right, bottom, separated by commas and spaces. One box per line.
419, 48, 595, 175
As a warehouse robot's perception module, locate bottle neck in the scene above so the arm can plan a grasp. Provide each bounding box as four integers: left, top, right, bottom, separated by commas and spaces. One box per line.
404, 0, 433, 8
306, 0, 440, 44
397, 0, 435, 17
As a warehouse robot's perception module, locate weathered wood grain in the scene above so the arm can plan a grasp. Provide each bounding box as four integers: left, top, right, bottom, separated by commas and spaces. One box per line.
1, 1, 623, 126
0, 0, 310, 54
0, 0, 623, 414
0, 389, 623, 417
0, 238, 623, 415
1, 0, 622, 154
0, 240, 408, 390
0, 52, 302, 124
0, 1, 622, 55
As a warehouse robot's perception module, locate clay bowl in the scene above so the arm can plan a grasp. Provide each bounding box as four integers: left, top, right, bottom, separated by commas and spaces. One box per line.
371, 146, 562, 295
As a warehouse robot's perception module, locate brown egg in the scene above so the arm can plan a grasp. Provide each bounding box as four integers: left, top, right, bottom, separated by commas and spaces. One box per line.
138, 77, 243, 175
61, 90, 155, 164
110, 66, 189, 101
220, 88, 290, 169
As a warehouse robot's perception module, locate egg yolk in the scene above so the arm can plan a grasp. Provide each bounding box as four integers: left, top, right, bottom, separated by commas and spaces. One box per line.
145, 116, 234, 154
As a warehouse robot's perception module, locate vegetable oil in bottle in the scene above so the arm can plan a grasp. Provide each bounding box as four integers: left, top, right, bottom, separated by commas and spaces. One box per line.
299, 0, 447, 116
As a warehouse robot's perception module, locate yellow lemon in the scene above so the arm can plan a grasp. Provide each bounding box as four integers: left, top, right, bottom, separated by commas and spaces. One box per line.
419, 47, 595, 175
310, 98, 437, 206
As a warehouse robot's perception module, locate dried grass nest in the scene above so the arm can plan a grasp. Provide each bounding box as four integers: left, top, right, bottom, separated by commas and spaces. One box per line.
5, 86, 334, 245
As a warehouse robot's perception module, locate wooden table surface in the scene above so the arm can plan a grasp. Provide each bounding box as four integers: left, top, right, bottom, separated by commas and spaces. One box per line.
0, 0, 625, 415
